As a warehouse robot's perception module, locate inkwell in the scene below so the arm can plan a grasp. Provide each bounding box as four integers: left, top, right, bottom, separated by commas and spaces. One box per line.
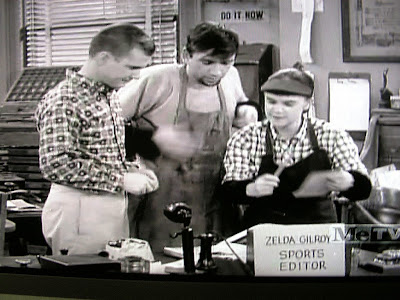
164, 202, 217, 274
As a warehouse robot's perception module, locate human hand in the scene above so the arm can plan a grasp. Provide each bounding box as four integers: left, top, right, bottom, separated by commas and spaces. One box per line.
325, 170, 354, 192
233, 105, 258, 128
152, 125, 203, 161
246, 173, 280, 197
123, 168, 159, 195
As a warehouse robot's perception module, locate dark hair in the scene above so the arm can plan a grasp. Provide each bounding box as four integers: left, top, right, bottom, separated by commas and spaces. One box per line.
89, 23, 155, 58
185, 22, 239, 59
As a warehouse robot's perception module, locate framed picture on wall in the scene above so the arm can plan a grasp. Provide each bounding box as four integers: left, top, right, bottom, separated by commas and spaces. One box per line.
341, 0, 400, 62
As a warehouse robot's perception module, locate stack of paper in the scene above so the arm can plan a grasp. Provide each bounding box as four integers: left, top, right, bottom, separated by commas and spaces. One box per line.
7, 199, 42, 212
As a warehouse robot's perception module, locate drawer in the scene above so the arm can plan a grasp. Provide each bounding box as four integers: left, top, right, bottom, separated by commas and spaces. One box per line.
378, 124, 400, 168
379, 125, 400, 156
380, 125, 400, 137
379, 137, 400, 157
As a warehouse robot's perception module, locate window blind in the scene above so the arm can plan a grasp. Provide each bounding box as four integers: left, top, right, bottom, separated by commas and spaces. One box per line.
23, 0, 178, 67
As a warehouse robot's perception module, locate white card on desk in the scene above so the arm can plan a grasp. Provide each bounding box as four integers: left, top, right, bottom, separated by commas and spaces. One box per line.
7, 199, 38, 210
247, 223, 346, 277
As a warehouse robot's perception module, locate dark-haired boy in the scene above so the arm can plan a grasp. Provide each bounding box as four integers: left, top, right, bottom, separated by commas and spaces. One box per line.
119, 22, 258, 252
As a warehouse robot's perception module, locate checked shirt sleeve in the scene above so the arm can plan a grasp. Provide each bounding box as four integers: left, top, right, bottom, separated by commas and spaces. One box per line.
36, 93, 125, 193
222, 125, 265, 204
223, 125, 262, 183
329, 129, 371, 200
329, 129, 368, 175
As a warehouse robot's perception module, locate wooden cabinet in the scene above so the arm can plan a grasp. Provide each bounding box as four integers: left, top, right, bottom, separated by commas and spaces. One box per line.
234, 44, 280, 114
378, 121, 400, 167
360, 108, 400, 171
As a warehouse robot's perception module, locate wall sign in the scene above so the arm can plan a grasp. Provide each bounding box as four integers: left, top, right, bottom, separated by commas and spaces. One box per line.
202, 2, 279, 45
219, 9, 267, 22
203, 3, 270, 24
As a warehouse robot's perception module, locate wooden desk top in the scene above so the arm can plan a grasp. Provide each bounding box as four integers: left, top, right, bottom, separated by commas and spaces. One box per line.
7, 210, 42, 219
0, 254, 248, 277
372, 108, 400, 116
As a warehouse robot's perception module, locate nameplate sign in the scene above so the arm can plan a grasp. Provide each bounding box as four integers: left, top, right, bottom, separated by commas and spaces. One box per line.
247, 223, 345, 277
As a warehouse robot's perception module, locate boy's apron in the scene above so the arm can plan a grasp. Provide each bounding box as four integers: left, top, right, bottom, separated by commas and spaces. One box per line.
242, 120, 337, 229
135, 66, 231, 253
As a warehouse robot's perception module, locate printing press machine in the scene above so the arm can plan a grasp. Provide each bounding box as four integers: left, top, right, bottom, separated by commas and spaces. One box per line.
0, 67, 70, 256
0, 66, 70, 200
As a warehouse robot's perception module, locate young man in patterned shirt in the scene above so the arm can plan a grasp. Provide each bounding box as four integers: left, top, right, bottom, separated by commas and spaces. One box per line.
221, 63, 372, 229
35, 23, 159, 255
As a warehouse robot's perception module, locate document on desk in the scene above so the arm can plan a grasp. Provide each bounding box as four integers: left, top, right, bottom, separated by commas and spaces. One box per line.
163, 241, 247, 262
293, 170, 338, 198
7, 199, 42, 212
162, 242, 247, 275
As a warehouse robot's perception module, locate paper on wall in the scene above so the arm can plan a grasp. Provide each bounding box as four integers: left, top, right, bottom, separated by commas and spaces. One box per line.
328, 77, 370, 131
299, 0, 314, 64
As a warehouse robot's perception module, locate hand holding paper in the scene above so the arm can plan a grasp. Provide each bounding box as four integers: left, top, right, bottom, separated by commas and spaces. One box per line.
246, 173, 280, 198
293, 170, 354, 198
325, 170, 354, 192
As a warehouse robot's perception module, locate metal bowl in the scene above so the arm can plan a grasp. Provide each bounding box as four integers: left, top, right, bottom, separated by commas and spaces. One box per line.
378, 187, 400, 210
370, 207, 400, 224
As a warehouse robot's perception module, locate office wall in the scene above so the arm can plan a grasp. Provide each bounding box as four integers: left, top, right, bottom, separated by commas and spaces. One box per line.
201, 0, 280, 46
2, 0, 400, 119
180, 0, 400, 120
179, 0, 279, 54
279, 0, 399, 119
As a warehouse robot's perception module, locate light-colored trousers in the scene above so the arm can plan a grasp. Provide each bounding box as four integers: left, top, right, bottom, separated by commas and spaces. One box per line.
42, 183, 129, 255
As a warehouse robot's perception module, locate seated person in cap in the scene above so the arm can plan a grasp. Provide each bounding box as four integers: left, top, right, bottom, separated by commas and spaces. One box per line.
221, 62, 372, 229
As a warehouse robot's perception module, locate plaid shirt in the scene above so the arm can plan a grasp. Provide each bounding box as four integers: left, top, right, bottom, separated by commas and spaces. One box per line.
223, 117, 368, 183
35, 68, 130, 193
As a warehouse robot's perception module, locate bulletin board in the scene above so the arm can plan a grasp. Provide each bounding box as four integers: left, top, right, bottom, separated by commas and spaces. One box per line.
328, 72, 371, 140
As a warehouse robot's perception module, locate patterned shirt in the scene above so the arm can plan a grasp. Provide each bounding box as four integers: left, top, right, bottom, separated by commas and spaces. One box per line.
223, 117, 368, 183
35, 68, 130, 193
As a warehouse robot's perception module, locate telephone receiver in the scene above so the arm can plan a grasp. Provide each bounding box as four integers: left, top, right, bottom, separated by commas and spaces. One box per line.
163, 202, 192, 227
163, 202, 217, 274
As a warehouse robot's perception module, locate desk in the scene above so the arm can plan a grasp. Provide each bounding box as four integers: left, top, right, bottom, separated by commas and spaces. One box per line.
6, 208, 48, 256
0, 254, 248, 278
0, 246, 399, 279
350, 248, 400, 276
